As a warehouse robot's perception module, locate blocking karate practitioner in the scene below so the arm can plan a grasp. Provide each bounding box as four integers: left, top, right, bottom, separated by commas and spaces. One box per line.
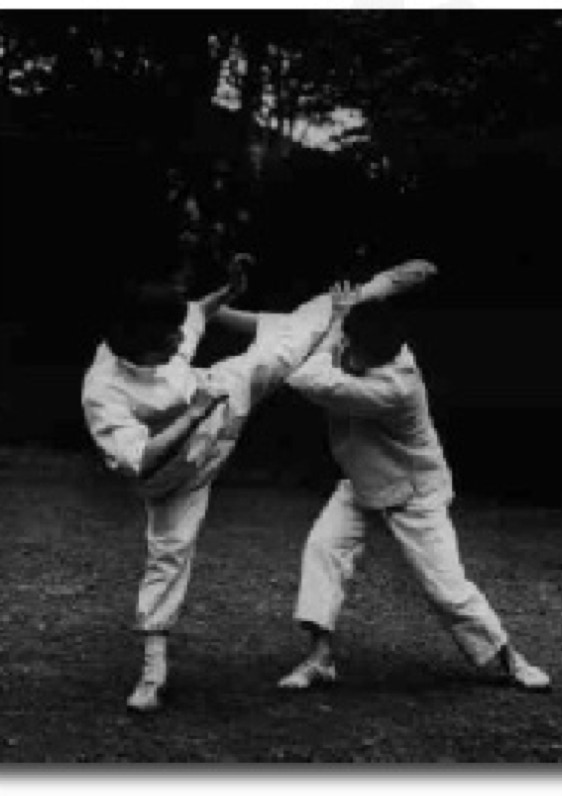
82, 257, 435, 712
276, 286, 551, 692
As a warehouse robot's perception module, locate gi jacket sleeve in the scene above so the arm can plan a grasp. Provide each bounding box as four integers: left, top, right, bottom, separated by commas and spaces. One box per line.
288, 352, 406, 417
177, 301, 206, 362
82, 382, 149, 477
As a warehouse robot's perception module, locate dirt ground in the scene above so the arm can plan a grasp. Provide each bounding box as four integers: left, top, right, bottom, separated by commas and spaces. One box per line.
1, 446, 561, 764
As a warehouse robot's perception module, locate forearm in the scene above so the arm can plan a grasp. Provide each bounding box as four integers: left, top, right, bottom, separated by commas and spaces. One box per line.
289, 354, 394, 415
140, 413, 199, 478
139, 397, 226, 477
198, 283, 237, 320
199, 253, 251, 321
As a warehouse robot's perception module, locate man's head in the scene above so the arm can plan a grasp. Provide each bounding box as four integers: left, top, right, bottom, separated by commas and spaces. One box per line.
341, 301, 407, 375
105, 281, 186, 367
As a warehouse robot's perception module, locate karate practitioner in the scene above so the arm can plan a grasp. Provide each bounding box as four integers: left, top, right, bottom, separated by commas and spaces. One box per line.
82, 258, 437, 712
277, 287, 551, 692
82, 260, 338, 710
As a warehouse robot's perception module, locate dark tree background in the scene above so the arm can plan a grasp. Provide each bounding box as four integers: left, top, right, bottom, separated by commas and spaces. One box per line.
1, 10, 561, 503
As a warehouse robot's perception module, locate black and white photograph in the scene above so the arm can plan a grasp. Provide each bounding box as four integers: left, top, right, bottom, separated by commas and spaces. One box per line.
1, 2, 562, 768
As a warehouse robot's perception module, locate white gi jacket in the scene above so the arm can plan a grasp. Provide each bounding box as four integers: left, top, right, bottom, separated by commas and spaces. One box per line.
82, 296, 333, 500
289, 344, 453, 508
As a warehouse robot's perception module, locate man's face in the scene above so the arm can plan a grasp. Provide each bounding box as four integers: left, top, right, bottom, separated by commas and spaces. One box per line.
134, 324, 183, 367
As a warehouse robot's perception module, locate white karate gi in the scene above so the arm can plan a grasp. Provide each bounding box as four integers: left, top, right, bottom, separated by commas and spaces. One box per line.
82, 295, 332, 632
287, 344, 508, 666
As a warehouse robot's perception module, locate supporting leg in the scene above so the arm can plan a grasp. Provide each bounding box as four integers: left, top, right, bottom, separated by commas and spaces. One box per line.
383, 494, 550, 690
279, 481, 367, 690
128, 485, 210, 711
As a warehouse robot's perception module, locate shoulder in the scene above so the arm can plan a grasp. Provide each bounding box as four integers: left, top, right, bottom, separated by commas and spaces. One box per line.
82, 344, 125, 405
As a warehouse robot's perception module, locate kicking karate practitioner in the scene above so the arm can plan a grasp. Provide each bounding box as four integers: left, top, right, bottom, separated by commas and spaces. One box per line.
82, 263, 335, 711
82, 258, 435, 712
276, 287, 551, 692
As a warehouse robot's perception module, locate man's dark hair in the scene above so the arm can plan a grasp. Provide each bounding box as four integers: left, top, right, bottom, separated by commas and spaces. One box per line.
343, 300, 408, 367
105, 281, 186, 361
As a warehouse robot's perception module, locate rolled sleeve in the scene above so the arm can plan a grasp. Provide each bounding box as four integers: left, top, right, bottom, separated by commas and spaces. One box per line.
83, 393, 149, 476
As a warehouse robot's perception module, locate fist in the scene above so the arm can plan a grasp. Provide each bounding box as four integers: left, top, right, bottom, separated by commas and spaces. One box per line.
227, 253, 254, 298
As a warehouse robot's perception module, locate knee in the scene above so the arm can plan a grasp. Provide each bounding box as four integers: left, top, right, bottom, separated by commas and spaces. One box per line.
303, 532, 358, 581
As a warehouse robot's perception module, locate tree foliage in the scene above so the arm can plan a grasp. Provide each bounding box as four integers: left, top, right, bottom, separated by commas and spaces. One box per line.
2, 10, 562, 179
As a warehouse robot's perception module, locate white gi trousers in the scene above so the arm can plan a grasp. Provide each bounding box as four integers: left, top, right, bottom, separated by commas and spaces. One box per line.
295, 479, 508, 666
136, 295, 332, 633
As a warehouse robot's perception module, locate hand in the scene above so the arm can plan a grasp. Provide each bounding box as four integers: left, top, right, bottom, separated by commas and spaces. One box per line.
151, 403, 191, 433
192, 382, 229, 414
227, 253, 253, 300
200, 391, 229, 418
330, 280, 362, 320
192, 390, 229, 426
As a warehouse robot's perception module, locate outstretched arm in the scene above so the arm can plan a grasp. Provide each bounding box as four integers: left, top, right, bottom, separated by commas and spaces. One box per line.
176, 256, 251, 362
197, 253, 253, 321
208, 253, 259, 335
198, 283, 243, 321
198, 284, 233, 320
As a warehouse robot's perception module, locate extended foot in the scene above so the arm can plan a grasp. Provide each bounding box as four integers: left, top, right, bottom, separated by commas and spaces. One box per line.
126, 678, 166, 712
501, 647, 551, 692
278, 657, 337, 690
359, 259, 438, 304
